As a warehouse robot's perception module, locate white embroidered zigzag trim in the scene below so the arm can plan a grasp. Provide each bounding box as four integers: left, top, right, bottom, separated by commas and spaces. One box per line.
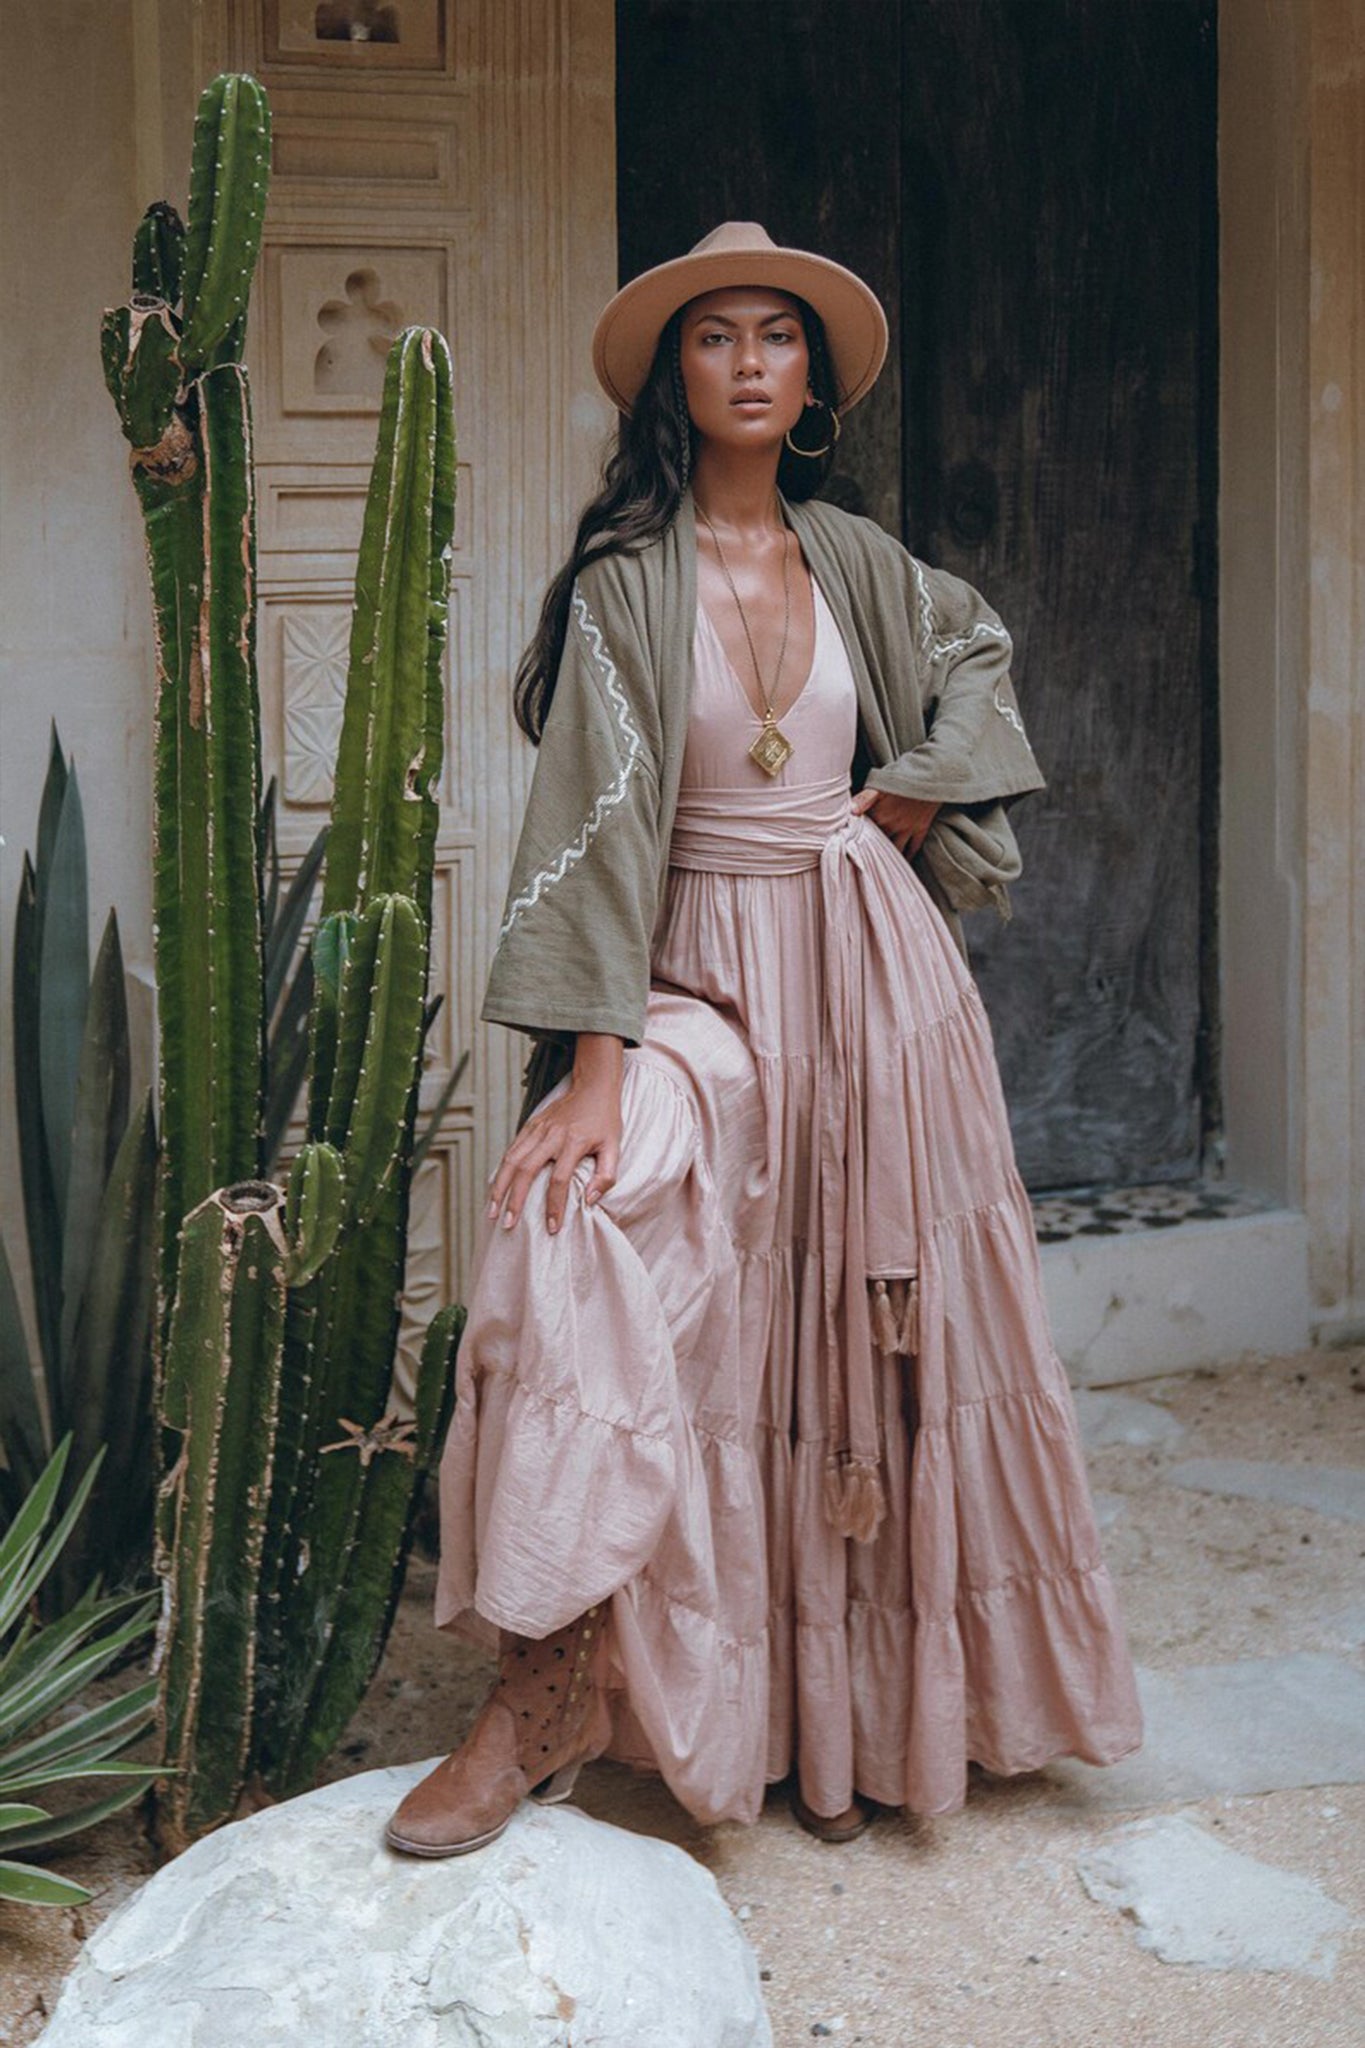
993, 683, 1027, 734
910, 555, 1030, 740
909, 554, 1011, 665
497, 587, 645, 946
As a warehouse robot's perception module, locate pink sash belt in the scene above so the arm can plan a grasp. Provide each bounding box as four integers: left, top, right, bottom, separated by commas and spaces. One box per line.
667, 771, 854, 875
667, 771, 888, 1542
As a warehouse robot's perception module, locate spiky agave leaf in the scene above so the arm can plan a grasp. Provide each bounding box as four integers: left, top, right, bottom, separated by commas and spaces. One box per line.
0, 1438, 158, 1904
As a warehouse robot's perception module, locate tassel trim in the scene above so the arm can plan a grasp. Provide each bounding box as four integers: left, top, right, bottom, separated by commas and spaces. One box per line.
823, 1452, 887, 1544
869, 1275, 920, 1356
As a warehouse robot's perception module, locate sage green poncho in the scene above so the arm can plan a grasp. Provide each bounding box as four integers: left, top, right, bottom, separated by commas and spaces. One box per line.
482, 483, 1045, 1056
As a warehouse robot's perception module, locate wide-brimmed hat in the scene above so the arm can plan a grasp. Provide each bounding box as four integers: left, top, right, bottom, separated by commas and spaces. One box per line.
591, 220, 889, 418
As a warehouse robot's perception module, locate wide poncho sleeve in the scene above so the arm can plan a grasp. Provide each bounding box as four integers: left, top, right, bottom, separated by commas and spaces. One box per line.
817, 510, 1046, 923
480, 564, 664, 1050
902, 562, 1045, 922
861, 548, 1045, 810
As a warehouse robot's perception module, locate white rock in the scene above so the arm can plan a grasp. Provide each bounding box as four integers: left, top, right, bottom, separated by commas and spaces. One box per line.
1077, 1812, 1356, 1976
39, 1761, 772, 2047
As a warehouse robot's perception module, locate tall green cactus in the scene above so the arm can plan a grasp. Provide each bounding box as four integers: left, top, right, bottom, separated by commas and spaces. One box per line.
111, 74, 464, 1844
171, 354, 456, 1823
102, 71, 271, 1328
257, 330, 457, 1796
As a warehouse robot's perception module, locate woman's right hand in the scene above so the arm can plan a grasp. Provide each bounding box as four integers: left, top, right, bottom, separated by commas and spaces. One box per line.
485, 1032, 624, 1235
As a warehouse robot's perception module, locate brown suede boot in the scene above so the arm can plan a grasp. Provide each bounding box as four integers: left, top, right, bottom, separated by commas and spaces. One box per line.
384, 1603, 609, 1857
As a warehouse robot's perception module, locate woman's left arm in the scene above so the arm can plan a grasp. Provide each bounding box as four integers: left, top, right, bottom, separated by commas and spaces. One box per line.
853, 552, 1048, 918
863, 556, 1046, 813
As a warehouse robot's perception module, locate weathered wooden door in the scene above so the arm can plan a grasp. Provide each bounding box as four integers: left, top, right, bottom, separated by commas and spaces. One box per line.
617, 0, 1218, 1191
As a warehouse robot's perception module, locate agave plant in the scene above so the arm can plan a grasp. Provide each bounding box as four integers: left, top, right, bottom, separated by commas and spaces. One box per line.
0, 745, 322, 1607
0, 729, 157, 1613
0, 1437, 160, 1906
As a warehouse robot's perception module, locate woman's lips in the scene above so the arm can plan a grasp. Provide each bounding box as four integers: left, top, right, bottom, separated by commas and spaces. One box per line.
731, 395, 772, 407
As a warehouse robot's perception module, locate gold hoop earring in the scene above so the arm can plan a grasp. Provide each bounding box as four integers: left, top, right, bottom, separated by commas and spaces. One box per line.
784, 400, 841, 459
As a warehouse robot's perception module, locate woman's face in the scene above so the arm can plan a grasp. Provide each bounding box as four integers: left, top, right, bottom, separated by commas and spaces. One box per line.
677, 286, 812, 452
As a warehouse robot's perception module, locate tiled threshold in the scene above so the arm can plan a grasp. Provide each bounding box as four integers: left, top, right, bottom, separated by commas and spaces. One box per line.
1029, 1182, 1311, 1387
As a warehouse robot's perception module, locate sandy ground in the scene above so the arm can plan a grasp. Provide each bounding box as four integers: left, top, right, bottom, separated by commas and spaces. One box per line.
2, 1342, 1362, 2047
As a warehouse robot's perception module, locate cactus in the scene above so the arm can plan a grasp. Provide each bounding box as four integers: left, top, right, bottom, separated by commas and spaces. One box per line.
132, 200, 185, 304
255, 330, 457, 1796
284, 1143, 344, 1287
110, 73, 465, 1839
153, 1183, 288, 1851
323, 327, 455, 928
275, 1304, 465, 1791
149, 315, 459, 1814
326, 893, 427, 1225
99, 298, 182, 450
101, 73, 271, 1332
179, 75, 270, 372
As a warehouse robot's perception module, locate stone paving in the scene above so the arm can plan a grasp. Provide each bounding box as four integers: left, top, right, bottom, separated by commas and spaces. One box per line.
3, 1342, 1363, 2047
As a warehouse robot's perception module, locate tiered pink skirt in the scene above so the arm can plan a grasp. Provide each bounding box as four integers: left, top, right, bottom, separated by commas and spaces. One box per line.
436, 582, 1142, 1824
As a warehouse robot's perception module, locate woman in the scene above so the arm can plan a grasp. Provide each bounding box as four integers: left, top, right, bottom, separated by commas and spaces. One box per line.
386, 222, 1142, 1858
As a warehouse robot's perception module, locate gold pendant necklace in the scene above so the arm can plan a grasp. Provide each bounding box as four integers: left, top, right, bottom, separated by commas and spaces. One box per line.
697, 499, 795, 777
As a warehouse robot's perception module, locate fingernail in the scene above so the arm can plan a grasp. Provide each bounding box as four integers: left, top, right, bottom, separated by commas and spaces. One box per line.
486, 1199, 498, 1219
502, 1209, 516, 1229
548, 1218, 559, 1234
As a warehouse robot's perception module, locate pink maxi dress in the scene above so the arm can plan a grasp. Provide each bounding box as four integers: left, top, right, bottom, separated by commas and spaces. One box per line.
435, 570, 1143, 1826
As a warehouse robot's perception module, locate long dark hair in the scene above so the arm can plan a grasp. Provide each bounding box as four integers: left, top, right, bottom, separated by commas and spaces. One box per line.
512, 291, 842, 743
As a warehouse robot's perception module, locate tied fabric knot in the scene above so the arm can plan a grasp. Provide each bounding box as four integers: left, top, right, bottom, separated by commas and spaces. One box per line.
817, 809, 888, 1543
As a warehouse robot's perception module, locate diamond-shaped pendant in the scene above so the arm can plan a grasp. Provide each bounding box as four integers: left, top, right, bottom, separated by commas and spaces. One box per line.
749, 719, 794, 777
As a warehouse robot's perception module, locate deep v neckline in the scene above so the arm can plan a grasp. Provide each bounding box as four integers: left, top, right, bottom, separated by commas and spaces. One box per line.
697, 575, 824, 728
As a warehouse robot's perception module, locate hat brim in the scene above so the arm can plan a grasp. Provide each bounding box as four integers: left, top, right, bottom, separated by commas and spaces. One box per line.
592, 244, 889, 418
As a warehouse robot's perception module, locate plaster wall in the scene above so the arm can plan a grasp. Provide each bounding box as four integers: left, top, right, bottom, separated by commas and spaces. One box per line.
3, 3, 141, 1307
1219, 0, 1365, 1340
1301, 0, 1365, 1335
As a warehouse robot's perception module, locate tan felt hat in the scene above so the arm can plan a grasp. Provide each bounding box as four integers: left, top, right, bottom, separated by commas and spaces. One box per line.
591, 220, 889, 417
